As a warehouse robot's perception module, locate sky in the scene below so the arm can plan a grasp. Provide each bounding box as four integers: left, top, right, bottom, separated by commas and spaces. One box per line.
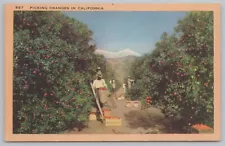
64, 11, 187, 55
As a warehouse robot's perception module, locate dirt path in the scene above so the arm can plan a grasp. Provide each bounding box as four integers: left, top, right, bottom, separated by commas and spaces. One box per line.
63, 87, 168, 134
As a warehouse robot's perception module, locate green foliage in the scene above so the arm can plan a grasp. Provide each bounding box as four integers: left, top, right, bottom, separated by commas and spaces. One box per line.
13, 11, 107, 133
128, 12, 214, 132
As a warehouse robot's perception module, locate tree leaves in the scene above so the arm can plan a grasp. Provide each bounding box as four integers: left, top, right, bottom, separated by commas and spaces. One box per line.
13, 11, 107, 134
128, 11, 214, 132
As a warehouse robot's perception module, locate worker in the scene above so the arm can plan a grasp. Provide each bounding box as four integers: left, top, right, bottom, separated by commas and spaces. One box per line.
127, 76, 134, 89
96, 66, 103, 79
92, 74, 109, 108
110, 79, 116, 92
122, 83, 127, 95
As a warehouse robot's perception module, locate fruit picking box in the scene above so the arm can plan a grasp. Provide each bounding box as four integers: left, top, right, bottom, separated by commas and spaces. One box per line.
89, 112, 97, 121
105, 116, 122, 126
133, 101, 139, 107
102, 109, 111, 117
191, 124, 214, 134
125, 101, 132, 107
117, 95, 125, 100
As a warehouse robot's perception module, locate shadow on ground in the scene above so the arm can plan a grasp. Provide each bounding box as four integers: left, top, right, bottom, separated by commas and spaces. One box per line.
124, 108, 176, 134
124, 110, 164, 129
124, 109, 186, 134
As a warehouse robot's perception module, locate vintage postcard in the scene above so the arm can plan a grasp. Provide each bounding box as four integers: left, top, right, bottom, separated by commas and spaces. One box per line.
5, 4, 221, 141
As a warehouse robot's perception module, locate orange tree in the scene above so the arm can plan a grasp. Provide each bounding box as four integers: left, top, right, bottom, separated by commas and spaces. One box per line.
174, 12, 213, 129
128, 12, 213, 132
13, 11, 107, 134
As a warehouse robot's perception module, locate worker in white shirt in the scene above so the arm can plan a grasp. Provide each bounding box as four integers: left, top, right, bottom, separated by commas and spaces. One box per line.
122, 83, 127, 95
96, 66, 103, 79
127, 76, 134, 89
92, 74, 109, 108
110, 79, 116, 92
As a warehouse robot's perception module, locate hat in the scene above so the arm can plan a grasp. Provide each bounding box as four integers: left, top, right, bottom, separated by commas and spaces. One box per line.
97, 67, 101, 70
97, 73, 103, 78
128, 76, 130, 78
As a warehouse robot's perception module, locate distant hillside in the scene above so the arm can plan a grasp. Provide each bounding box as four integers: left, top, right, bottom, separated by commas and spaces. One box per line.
95, 49, 141, 58
94, 49, 140, 85
106, 55, 138, 85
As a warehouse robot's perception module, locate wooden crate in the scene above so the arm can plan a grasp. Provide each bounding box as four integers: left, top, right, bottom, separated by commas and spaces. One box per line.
89, 112, 97, 121
117, 95, 125, 100
125, 101, 132, 107
191, 124, 214, 134
191, 127, 214, 134
102, 109, 111, 117
133, 101, 139, 107
105, 116, 122, 126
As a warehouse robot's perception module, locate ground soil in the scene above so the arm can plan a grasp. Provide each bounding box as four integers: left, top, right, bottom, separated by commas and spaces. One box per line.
62, 87, 170, 134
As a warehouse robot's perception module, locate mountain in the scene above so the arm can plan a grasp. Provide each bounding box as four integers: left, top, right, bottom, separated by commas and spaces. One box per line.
105, 55, 138, 85
95, 49, 140, 84
95, 48, 141, 58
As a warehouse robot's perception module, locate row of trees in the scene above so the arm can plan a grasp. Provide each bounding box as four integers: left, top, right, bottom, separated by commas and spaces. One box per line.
127, 12, 214, 132
13, 11, 112, 133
